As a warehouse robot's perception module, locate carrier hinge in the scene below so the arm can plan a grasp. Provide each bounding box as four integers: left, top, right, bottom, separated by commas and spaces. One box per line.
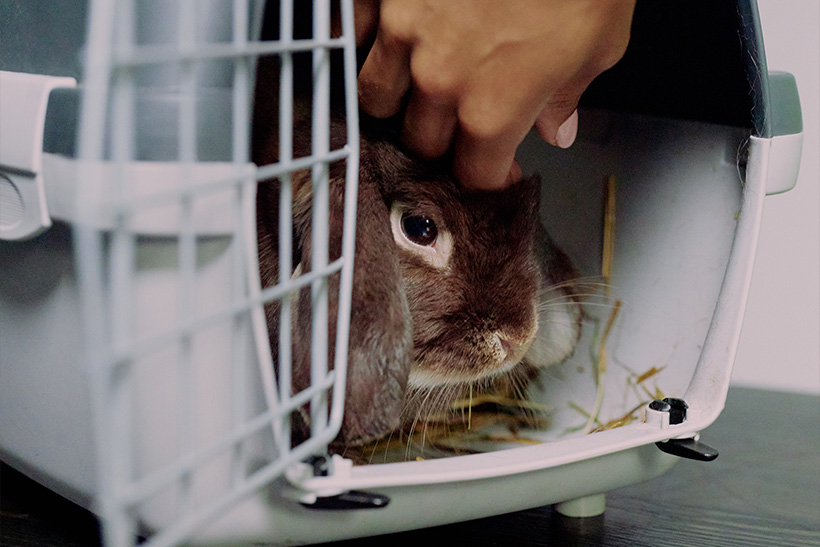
287, 455, 391, 510
646, 398, 719, 462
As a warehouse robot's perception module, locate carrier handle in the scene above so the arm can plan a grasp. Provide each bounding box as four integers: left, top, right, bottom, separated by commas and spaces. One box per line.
647, 398, 719, 461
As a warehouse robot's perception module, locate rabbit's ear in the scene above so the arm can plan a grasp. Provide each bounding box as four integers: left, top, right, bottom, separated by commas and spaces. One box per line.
338, 165, 413, 445
290, 159, 412, 446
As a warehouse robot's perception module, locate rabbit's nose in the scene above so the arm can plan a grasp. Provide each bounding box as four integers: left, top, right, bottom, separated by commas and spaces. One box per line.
498, 337, 513, 357
492, 334, 513, 361
494, 327, 537, 365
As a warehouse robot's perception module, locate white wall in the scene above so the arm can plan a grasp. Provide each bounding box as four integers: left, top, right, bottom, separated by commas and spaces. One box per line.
732, 0, 820, 394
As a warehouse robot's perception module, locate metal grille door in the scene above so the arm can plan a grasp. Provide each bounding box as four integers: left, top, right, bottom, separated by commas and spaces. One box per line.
72, 1, 360, 544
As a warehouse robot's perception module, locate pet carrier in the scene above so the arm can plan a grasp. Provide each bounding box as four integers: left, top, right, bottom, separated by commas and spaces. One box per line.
0, 0, 803, 546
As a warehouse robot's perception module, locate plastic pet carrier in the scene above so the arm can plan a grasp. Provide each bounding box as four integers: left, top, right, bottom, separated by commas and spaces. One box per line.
0, 1, 803, 545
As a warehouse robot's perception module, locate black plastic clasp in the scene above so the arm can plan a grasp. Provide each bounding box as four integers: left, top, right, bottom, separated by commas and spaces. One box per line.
300, 490, 390, 510
298, 455, 391, 510
656, 437, 719, 462
649, 398, 719, 461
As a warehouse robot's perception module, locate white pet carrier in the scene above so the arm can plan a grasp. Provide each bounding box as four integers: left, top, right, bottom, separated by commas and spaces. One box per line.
0, 1, 803, 546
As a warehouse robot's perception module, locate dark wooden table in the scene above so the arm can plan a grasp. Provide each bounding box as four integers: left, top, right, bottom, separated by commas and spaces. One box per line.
2, 386, 819, 546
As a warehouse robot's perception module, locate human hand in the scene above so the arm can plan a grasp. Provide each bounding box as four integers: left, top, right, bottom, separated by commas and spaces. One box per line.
354, 0, 636, 190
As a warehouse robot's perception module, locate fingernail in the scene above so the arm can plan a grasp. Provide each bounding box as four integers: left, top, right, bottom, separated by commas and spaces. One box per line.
555, 110, 579, 149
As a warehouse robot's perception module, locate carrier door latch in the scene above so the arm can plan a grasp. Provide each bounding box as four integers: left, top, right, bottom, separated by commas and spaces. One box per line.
656, 437, 719, 461
300, 488, 391, 510
287, 455, 391, 510
0, 71, 76, 241
647, 398, 719, 462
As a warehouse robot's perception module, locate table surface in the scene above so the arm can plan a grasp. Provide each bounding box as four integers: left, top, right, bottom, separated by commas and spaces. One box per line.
2, 386, 818, 546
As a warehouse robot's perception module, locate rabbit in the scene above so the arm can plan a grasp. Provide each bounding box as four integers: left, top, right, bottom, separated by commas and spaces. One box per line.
378, 136, 584, 435
255, 109, 583, 450
252, 3, 581, 449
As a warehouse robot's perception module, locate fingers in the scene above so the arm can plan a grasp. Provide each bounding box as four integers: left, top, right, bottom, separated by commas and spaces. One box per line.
400, 46, 464, 159
450, 56, 548, 191
453, 133, 519, 192
404, 76, 527, 189
355, 0, 545, 190
353, 0, 380, 46
401, 91, 458, 159
453, 101, 535, 191
354, 0, 637, 190
357, 30, 411, 118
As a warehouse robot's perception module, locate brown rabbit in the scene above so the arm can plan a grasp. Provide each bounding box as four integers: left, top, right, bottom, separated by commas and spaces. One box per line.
253, 0, 580, 450
363, 130, 584, 432
256, 111, 582, 449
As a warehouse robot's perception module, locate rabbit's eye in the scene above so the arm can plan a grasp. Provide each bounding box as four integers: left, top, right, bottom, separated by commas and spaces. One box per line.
401, 213, 438, 246
391, 204, 451, 269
